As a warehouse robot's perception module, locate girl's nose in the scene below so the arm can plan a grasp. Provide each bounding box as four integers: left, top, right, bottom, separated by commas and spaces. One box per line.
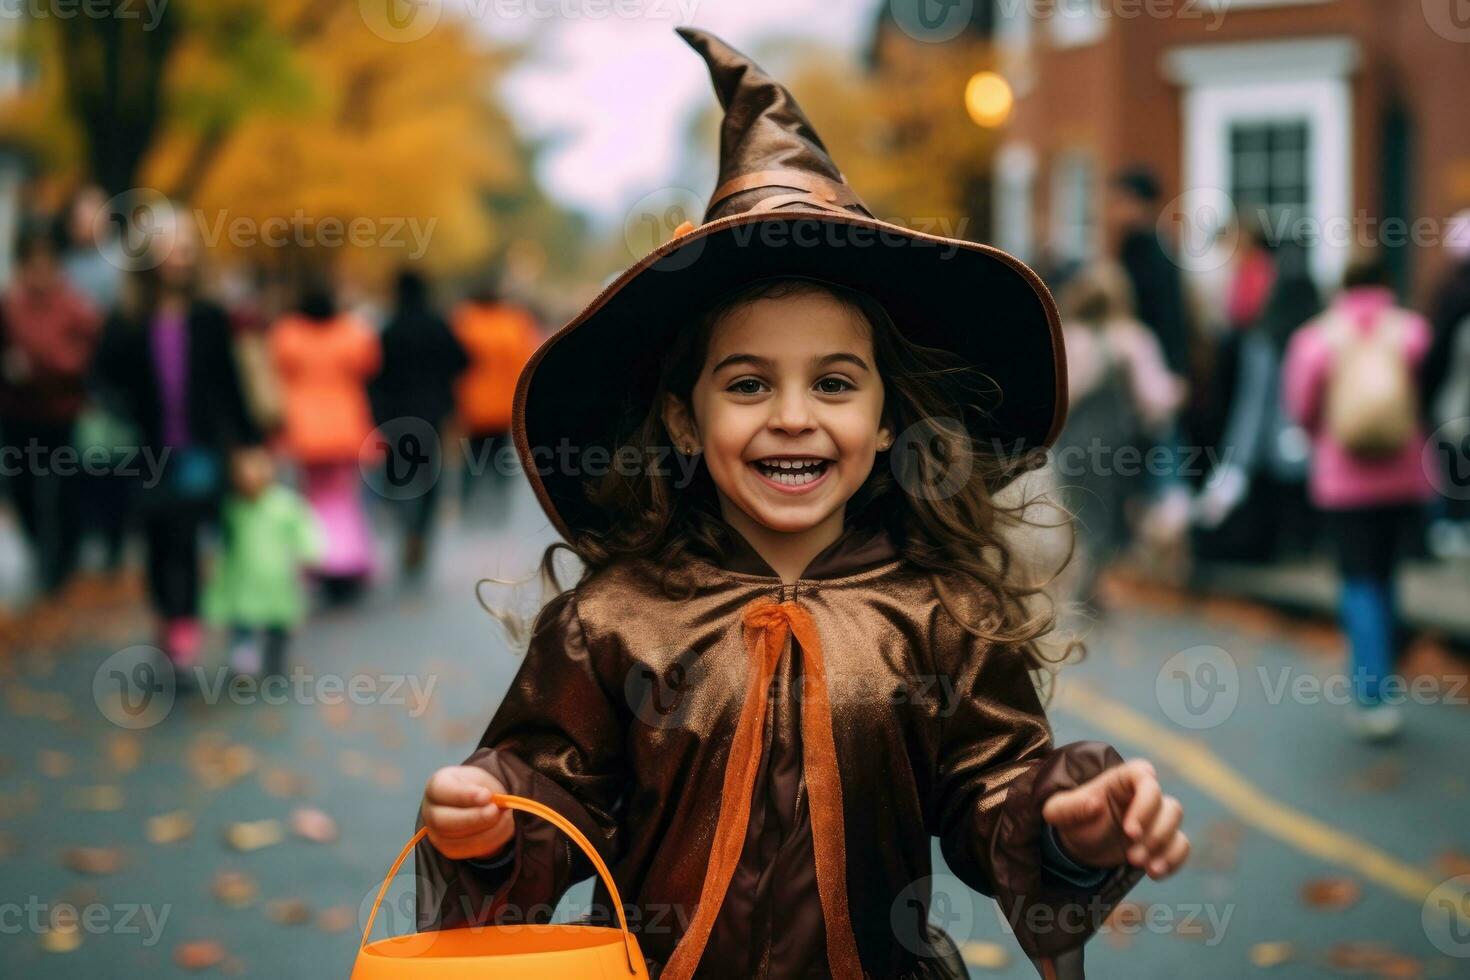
767, 388, 816, 434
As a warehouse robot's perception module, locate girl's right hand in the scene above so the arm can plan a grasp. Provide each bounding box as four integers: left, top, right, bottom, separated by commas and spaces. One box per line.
421, 765, 514, 860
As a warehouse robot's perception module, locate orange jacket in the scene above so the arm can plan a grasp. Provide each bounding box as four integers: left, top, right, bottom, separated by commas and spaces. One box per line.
451, 300, 541, 435
270, 312, 382, 464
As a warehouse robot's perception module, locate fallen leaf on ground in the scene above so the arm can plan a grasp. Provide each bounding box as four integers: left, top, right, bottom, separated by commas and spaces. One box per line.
265, 898, 312, 925
147, 811, 195, 845
1322, 940, 1424, 977
959, 941, 1009, 969
107, 733, 142, 773
38, 750, 72, 778
1302, 877, 1361, 911
1432, 850, 1470, 879
62, 847, 123, 874
211, 871, 258, 908
175, 940, 226, 970
1249, 941, 1295, 967
225, 820, 283, 852
259, 768, 308, 798
316, 907, 355, 933
40, 924, 82, 953
290, 807, 338, 844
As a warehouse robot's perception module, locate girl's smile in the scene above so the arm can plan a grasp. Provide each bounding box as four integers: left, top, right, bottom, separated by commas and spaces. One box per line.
748, 455, 835, 494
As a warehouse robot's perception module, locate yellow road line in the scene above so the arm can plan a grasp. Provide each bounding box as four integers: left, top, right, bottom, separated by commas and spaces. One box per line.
1054, 681, 1470, 922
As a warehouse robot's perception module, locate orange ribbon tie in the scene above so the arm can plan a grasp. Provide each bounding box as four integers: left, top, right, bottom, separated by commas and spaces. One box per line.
659, 595, 864, 979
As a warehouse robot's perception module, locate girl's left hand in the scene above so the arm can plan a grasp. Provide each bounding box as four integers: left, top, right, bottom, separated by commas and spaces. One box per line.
1040, 758, 1189, 880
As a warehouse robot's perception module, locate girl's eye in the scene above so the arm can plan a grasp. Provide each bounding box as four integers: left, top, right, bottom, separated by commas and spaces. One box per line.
728, 378, 766, 395
816, 376, 854, 394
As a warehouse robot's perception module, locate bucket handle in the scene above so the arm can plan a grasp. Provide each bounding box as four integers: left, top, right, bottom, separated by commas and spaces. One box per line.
360, 792, 643, 977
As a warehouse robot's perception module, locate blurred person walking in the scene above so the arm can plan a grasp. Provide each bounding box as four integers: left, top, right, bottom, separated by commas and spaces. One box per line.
1282, 252, 1434, 740
369, 268, 468, 580
1194, 236, 1320, 559
450, 280, 539, 519
1420, 208, 1470, 557
202, 446, 322, 679
270, 279, 381, 604
0, 221, 103, 597
1054, 261, 1187, 611
92, 209, 262, 669
1108, 166, 1194, 556
61, 186, 134, 575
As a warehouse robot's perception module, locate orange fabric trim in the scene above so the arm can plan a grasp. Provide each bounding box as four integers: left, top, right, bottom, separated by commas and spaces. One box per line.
660, 596, 864, 979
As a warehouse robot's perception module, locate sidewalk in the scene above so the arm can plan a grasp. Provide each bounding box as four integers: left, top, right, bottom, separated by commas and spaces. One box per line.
1189, 556, 1470, 644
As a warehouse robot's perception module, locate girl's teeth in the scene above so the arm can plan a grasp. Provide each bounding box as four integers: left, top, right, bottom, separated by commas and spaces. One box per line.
756, 460, 826, 485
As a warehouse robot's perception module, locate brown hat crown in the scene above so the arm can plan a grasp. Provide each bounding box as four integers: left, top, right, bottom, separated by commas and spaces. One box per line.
676, 26, 873, 224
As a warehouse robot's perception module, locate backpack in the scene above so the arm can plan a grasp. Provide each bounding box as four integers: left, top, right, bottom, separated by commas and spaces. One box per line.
1322, 307, 1417, 459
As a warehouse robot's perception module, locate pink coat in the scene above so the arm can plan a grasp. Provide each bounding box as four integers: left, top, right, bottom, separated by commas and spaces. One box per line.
1281, 286, 1434, 510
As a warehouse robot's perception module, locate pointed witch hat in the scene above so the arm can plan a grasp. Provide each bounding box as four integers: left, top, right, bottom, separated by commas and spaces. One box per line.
512, 26, 1066, 545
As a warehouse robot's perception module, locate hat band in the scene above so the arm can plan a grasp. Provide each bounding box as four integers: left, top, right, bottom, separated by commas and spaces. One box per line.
708, 168, 868, 216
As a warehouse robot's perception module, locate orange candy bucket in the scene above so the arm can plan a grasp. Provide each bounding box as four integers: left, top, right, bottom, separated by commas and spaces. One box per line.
352, 793, 650, 979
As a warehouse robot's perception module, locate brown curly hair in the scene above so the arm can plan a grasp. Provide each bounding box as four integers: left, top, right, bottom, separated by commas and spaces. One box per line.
481, 276, 1079, 692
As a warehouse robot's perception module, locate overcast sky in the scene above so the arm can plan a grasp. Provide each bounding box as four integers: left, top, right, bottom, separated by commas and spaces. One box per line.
478, 1, 881, 227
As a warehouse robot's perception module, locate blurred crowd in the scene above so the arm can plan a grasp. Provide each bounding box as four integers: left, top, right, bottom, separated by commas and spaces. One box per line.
4, 174, 1468, 736
0, 188, 543, 679
1040, 165, 1470, 738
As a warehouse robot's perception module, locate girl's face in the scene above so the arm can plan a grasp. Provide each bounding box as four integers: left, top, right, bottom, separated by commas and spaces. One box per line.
664, 289, 893, 535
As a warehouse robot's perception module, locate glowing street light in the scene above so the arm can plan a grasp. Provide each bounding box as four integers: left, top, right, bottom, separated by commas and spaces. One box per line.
965, 71, 1013, 128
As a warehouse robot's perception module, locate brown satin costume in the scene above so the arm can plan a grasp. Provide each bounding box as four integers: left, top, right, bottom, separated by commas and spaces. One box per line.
414, 25, 1144, 980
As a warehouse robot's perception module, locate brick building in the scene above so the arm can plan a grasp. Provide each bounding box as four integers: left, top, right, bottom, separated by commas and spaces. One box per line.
989, 0, 1470, 308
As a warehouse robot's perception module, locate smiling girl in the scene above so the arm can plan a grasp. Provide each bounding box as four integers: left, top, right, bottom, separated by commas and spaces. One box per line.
411, 27, 1187, 980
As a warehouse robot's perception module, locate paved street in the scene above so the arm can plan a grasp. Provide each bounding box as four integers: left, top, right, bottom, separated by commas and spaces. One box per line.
1, 479, 1467, 979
